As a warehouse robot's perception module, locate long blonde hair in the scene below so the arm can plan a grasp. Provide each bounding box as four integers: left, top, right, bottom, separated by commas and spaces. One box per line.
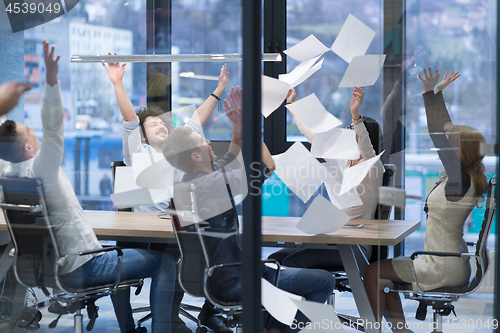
441, 123, 487, 202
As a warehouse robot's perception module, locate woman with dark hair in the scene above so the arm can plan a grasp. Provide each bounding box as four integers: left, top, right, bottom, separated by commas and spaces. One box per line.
269, 87, 384, 268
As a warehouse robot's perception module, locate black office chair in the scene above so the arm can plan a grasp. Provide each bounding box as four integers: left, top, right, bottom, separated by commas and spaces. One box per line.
110, 161, 133, 212
170, 182, 281, 333
111, 161, 206, 332
384, 177, 497, 333
0, 177, 142, 333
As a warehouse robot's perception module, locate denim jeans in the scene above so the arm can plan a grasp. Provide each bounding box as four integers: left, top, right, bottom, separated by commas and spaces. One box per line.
60, 249, 176, 333
224, 266, 335, 333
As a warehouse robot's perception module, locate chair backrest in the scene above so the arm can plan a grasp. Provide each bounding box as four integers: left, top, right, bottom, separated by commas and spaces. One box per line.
170, 182, 209, 298
471, 177, 497, 289
0, 177, 59, 289
374, 164, 396, 220
110, 161, 132, 212
170, 199, 207, 298
170, 182, 240, 309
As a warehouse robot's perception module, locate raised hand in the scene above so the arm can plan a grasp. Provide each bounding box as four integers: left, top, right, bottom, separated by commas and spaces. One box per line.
349, 86, 364, 117
434, 71, 460, 94
0, 81, 31, 116
224, 86, 242, 129
417, 67, 440, 93
286, 88, 296, 105
43, 40, 60, 86
102, 53, 126, 84
217, 63, 230, 91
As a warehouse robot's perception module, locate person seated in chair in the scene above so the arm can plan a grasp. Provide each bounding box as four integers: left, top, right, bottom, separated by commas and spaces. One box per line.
163, 87, 335, 333
269, 87, 384, 270
103, 57, 232, 333
0, 40, 176, 333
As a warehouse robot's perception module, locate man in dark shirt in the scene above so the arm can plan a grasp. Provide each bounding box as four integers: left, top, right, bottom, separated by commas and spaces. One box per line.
163, 87, 335, 333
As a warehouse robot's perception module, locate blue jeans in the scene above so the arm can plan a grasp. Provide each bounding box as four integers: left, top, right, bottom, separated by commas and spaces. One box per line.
60, 249, 176, 333
224, 266, 335, 333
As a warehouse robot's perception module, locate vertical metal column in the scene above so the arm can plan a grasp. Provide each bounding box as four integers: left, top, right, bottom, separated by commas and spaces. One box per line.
263, 0, 287, 154
495, 0, 500, 327
241, 1, 262, 332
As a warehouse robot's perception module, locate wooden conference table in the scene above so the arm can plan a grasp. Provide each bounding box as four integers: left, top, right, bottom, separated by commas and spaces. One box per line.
0, 211, 420, 333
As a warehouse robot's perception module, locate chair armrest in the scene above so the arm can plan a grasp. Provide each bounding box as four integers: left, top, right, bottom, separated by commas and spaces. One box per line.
408, 250, 480, 295
410, 250, 466, 260
80, 246, 123, 257
71, 246, 124, 291
207, 259, 282, 287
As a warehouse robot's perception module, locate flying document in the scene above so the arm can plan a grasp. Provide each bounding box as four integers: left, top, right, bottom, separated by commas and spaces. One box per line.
279, 55, 324, 88
261, 278, 302, 325
262, 75, 291, 118
283, 34, 331, 62
295, 195, 350, 235
286, 93, 342, 134
338, 55, 386, 87
331, 14, 376, 63
111, 166, 171, 209
339, 151, 384, 195
273, 142, 325, 203
311, 127, 359, 160
321, 160, 363, 210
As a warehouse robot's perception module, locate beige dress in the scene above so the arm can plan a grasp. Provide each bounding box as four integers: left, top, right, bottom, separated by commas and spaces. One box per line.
392, 178, 474, 291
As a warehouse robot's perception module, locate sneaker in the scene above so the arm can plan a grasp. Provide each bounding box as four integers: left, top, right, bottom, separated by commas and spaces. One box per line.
172, 320, 192, 333
200, 315, 232, 333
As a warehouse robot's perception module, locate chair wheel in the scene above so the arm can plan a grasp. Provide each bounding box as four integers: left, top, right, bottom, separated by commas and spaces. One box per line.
196, 327, 208, 333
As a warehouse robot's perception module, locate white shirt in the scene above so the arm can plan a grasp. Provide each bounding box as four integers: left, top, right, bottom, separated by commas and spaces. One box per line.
2, 82, 102, 275
121, 116, 203, 213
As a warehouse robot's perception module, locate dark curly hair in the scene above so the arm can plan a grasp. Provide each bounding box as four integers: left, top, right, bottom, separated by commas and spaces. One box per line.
0, 120, 28, 163
137, 105, 174, 144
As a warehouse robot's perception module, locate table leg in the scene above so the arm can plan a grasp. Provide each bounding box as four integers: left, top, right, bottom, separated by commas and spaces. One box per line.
338, 244, 378, 333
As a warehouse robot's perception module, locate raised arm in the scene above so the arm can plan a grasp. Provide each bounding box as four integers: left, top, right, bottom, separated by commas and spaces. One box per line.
285, 88, 314, 143
191, 64, 229, 126
224, 86, 242, 157
34, 40, 63, 183
102, 54, 136, 122
418, 67, 465, 196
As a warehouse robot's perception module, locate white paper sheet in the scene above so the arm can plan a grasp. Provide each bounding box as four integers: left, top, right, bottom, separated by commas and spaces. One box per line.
285, 94, 342, 134
339, 151, 384, 195
290, 298, 346, 333
273, 142, 326, 203
295, 195, 350, 235
111, 166, 171, 209
172, 104, 196, 118
131, 152, 164, 180
338, 55, 386, 87
331, 14, 376, 63
136, 158, 175, 191
261, 278, 302, 326
279, 56, 324, 88
321, 161, 363, 210
283, 34, 331, 62
311, 128, 359, 160
262, 75, 291, 118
